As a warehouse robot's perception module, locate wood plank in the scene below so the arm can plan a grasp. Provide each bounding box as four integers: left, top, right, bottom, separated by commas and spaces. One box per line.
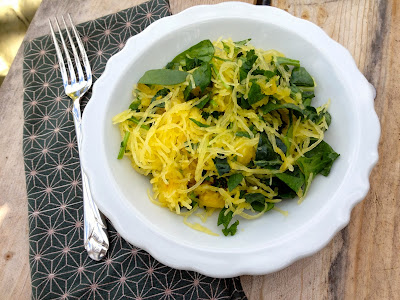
241, 0, 399, 299
170, 0, 255, 13
0, 0, 256, 299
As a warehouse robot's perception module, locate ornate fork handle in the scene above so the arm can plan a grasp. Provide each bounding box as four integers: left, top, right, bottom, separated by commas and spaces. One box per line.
73, 100, 109, 260
49, 15, 109, 260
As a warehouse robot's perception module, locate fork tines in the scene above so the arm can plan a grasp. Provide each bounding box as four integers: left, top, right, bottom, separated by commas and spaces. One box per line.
49, 15, 92, 91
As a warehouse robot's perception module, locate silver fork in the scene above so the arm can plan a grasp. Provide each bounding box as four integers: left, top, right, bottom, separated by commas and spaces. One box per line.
49, 15, 109, 261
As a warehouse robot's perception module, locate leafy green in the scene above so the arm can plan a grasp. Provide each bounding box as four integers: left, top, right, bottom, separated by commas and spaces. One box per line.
222, 220, 239, 236
244, 193, 265, 204
291, 67, 314, 87
302, 91, 315, 99
252, 69, 276, 81
276, 57, 300, 67
262, 101, 329, 127
184, 63, 212, 100
151, 88, 170, 108
213, 56, 230, 62
228, 174, 244, 191
213, 156, 231, 176
138, 69, 188, 85
222, 41, 230, 54
268, 177, 297, 199
237, 96, 251, 109
235, 131, 251, 138
193, 63, 212, 91
218, 208, 239, 236
261, 102, 303, 115
276, 167, 305, 195
212, 176, 228, 189
324, 111, 332, 127
117, 131, 130, 159
255, 133, 282, 168
297, 140, 339, 190
189, 118, 210, 128
166, 40, 215, 70
127, 117, 150, 130
302, 106, 319, 122
244, 193, 271, 212
302, 106, 331, 126
188, 192, 198, 207
265, 70, 277, 81
265, 202, 275, 212
239, 50, 258, 81
183, 85, 193, 100
303, 97, 313, 107
195, 95, 211, 109
129, 98, 141, 111
248, 82, 265, 105
183, 57, 202, 71
275, 137, 287, 154
221, 39, 251, 56
218, 207, 232, 227
234, 38, 251, 46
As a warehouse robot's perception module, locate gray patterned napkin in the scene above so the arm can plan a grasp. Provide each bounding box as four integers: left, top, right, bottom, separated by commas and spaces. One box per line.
22, 0, 247, 298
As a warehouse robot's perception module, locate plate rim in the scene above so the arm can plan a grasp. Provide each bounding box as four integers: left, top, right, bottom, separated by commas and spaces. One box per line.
81, 2, 380, 278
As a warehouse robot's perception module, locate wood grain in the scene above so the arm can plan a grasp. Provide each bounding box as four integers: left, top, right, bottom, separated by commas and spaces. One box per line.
0, 0, 255, 299
241, 0, 399, 299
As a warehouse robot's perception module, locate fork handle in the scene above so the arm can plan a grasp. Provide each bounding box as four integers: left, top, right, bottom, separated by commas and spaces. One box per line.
82, 169, 109, 260
73, 100, 109, 260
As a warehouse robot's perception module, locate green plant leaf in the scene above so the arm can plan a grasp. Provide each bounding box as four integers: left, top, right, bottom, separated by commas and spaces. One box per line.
276, 167, 305, 195
193, 63, 212, 92
127, 117, 150, 130
291, 67, 314, 87
218, 208, 239, 236
248, 82, 265, 105
213, 156, 231, 176
138, 69, 188, 85
151, 88, 170, 108
189, 118, 210, 128
195, 95, 211, 109
227, 174, 244, 192
235, 131, 251, 138
276, 56, 300, 67
254, 133, 282, 168
222, 220, 239, 236
129, 98, 141, 111
166, 40, 215, 70
234, 38, 251, 46
261, 102, 303, 115
244, 193, 270, 212
117, 131, 130, 159
239, 49, 258, 81
218, 207, 232, 227
297, 139, 339, 190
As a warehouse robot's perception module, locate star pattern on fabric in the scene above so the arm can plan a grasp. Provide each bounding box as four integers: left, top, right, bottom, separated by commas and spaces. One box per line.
22, 0, 247, 299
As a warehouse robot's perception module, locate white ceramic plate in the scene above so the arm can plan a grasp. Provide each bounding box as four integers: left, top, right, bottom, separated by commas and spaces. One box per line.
81, 2, 380, 278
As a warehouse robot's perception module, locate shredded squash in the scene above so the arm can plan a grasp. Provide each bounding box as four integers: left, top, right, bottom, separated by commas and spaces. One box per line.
113, 38, 339, 236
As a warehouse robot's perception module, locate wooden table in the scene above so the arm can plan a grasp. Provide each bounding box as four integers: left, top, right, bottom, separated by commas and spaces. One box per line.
0, 0, 398, 299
